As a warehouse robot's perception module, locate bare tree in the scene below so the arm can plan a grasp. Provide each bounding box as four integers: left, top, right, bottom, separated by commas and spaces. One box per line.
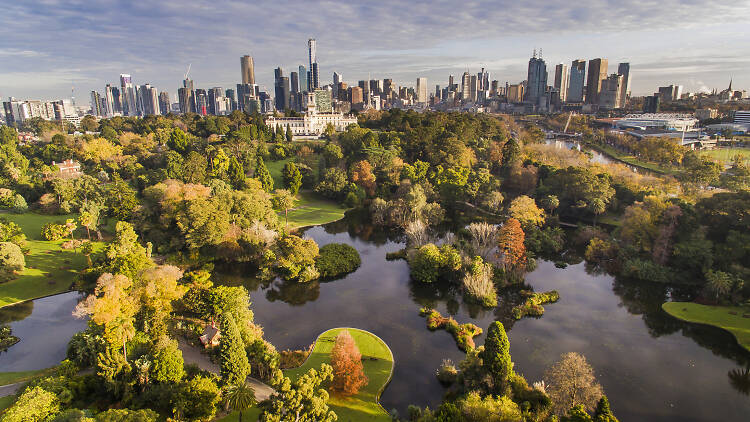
544, 352, 603, 415
467, 222, 498, 261
405, 219, 430, 248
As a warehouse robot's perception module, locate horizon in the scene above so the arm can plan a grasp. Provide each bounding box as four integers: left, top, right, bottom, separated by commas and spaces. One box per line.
1, 0, 749, 101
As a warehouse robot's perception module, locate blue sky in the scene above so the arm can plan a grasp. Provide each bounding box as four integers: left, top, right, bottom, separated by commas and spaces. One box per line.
1, 0, 748, 101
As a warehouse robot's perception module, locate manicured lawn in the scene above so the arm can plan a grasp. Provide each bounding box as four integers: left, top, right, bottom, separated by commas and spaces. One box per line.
266, 158, 294, 189
285, 191, 349, 230
0, 367, 54, 386
591, 144, 676, 175
0, 213, 104, 308
0, 395, 15, 412
662, 302, 750, 351
216, 407, 262, 422
284, 328, 394, 422
698, 147, 750, 166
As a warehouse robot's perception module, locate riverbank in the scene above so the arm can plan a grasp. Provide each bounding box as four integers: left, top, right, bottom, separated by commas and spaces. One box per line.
662, 302, 750, 351
586, 143, 677, 175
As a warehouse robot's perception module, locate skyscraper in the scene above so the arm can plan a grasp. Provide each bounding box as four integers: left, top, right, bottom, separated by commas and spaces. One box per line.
103, 84, 116, 116
178, 78, 196, 114
308, 39, 319, 90
416, 77, 428, 104
525, 53, 548, 106
554, 63, 569, 102
119, 74, 137, 116
291, 72, 300, 93
241, 55, 255, 85
585, 58, 608, 105
383, 79, 393, 99
599, 74, 623, 109
617, 63, 631, 108
208, 87, 223, 115
469, 75, 478, 102
568, 60, 586, 103
274, 68, 290, 111
158, 91, 170, 115
298, 65, 308, 93
333, 72, 342, 98
461, 72, 471, 100
90, 91, 103, 116
138, 84, 159, 115
195, 89, 208, 115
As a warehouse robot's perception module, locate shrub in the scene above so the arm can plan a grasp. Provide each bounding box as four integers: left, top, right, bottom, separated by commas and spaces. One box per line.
11, 194, 28, 214
409, 243, 462, 283
512, 290, 560, 320
274, 235, 319, 282
436, 359, 458, 385
279, 344, 313, 369
419, 308, 482, 351
315, 243, 361, 279
41, 222, 67, 241
0, 242, 25, 280
462, 256, 497, 307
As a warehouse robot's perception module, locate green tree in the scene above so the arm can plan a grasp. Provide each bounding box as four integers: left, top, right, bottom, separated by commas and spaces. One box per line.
225, 383, 257, 422
151, 337, 185, 383
106, 174, 138, 221
255, 156, 274, 192
508, 195, 545, 227
481, 321, 513, 395
315, 168, 348, 199
593, 395, 618, 422
168, 127, 189, 153
219, 312, 251, 386
285, 124, 293, 143
228, 155, 246, 188
272, 189, 296, 229
183, 150, 208, 184
561, 405, 594, 422
176, 376, 221, 421
2, 386, 60, 422
282, 162, 302, 195
95, 409, 159, 422
261, 364, 337, 422
322, 143, 343, 166
0, 242, 25, 280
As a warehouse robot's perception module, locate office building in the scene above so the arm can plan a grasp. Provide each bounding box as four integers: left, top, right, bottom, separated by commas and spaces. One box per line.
585, 58, 608, 104
461, 72, 471, 100
241, 55, 255, 85
298, 65, 308, 93
568, 60, 586, 103
291, 72, 300, 94
553, 63, 568, 102
158, 92, 170, 115
349, 86, 363, 105
383, 79, 393, 99
103, 84, 116, 116
658, 85, 683, 102
599, 74, 623, 109
617, 63, 631, 108
207, 87, 223, 115
120, 74, 137, 116
333, 72, 342, 96
138, 84, 159, 115
643, 95, 660, 113
274, 68, 291, 112
195, 89, 208, 115
308, 39, 319, 90
507, 83, 525, 102
178, 78, 196, 114
525, 53, 548, 106
90, 91, 103, 116
416, 77, 428, 104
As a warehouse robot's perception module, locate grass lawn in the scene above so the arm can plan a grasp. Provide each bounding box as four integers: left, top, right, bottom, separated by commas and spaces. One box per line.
698, 147, 750, 166
0, 367, 55, 386
0, 395, 15, 412
591, 144, 676, 175
266, 158, 294, 189
285, 191, 349, 230
219, 328, 393, 422
0, 213, 104, 308
662, 302, 750, 351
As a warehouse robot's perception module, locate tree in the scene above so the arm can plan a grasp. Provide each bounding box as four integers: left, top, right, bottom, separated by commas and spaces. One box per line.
261, 364, 337, 422
151, 337, 185, 383
106, 174, 138, 221
175, 376, 222, 421
593, 395, 618, 422
255, 156, 274, 192
274, 235, 319, 282
497, 218, 527, 276
282, 162, 302, 195
219, 312, 251, 386
0, 242, 25, 280
2, 386, 60, 422
350, 160, 376, 196
456, 391, 523, 422
322, 143, 343, 166
508, 195, 545, 227
95, 409, 159, 421
544, 352, 603, 415
705, 270, 733, 301
541, 195, 560, 215
315, 168, 348, 199
225, 383, 257, 422
481, 321, 513, 395
168, 127, 189, 153
330, 330, 368, 395
501, 138, 522, 173
561, 405, 593, 422
285, 124, 293, 143
272, 189, 296, 230
228, 155, 245, 188
78, 203, 101, 239
589, 198, 606, 226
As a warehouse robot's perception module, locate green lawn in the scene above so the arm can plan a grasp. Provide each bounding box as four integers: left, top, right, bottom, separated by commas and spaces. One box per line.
284, 328, 394, 422
222, 328, 394, 422
0, 367, 54, 386
0, 213, 104, 308
285, 191, 349, 230
662, 302, 750, 351
591, 144, 676, 175
0, 395, 15, 412
266, 158, 294, 189
698, 147, 750, 166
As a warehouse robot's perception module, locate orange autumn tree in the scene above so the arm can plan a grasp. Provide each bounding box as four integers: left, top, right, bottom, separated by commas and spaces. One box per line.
498, 218, 527, 279
330, 330, 368, 395
351, 160, 376, 196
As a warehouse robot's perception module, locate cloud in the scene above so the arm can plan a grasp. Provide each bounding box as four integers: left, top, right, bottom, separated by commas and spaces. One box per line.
0, 1, 748, 99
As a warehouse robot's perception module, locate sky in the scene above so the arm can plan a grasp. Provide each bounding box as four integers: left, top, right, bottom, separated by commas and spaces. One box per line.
1, 0, 749, 102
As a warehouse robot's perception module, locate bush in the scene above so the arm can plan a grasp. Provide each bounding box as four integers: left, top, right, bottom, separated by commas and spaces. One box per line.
11, 194, 28, 213
409, 243, 462, 283
275, 235, 319, 282
0, 242, 25, 280
511, 290, 560, 320
41, 222, 67, 241
436, 359, 458, 385
462, 256, 497, 307
315, 243, 361, 279
419, 308, 483, 351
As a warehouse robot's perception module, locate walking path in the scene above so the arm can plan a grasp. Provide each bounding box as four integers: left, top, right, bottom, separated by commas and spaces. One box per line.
177, 339, 275, 401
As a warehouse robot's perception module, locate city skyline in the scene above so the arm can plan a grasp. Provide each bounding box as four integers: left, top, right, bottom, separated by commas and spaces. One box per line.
1, 1, 749, 100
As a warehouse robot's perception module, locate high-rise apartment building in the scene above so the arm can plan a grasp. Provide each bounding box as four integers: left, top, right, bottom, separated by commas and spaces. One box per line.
461, 72, 471, 100
241, 55, 255, 85
90, 91, 103, 116
617, 63, 631, 108
554, 63, 569, 102
103, 84, 116, 116
568, 60, 586, 103
416, 77, 428, 104
195, 89, 208, 115
298, 65, 308, 93
383, 79, 393, 99
178, 78, 196, 114
658, 85, 682, 102
525, 54, 548, 106
469, 75, 478, 102
349, 86, 364, 105
308, 39, 319, 90
119, 74, 137, 116
599, 74, 623, 109
138, 84, 159, 115
207, 87, 223, 115
585, 58, 608, 104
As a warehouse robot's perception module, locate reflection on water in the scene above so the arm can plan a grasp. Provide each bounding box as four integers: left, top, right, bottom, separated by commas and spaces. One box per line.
0, 292, 87, 371
215, 214, 750, 421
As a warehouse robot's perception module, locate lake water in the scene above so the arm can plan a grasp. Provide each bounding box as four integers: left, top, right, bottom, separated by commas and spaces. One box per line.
0, 292, 87, 371
220, 217, 750, 421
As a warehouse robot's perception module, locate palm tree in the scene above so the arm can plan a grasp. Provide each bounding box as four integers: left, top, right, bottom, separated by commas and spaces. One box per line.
225, 383, 256, 422
728, 366, 750, 396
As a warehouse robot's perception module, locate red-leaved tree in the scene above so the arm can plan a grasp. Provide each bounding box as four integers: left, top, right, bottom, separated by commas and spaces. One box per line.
498, 218, 527, 277
330, 330, 368, 395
